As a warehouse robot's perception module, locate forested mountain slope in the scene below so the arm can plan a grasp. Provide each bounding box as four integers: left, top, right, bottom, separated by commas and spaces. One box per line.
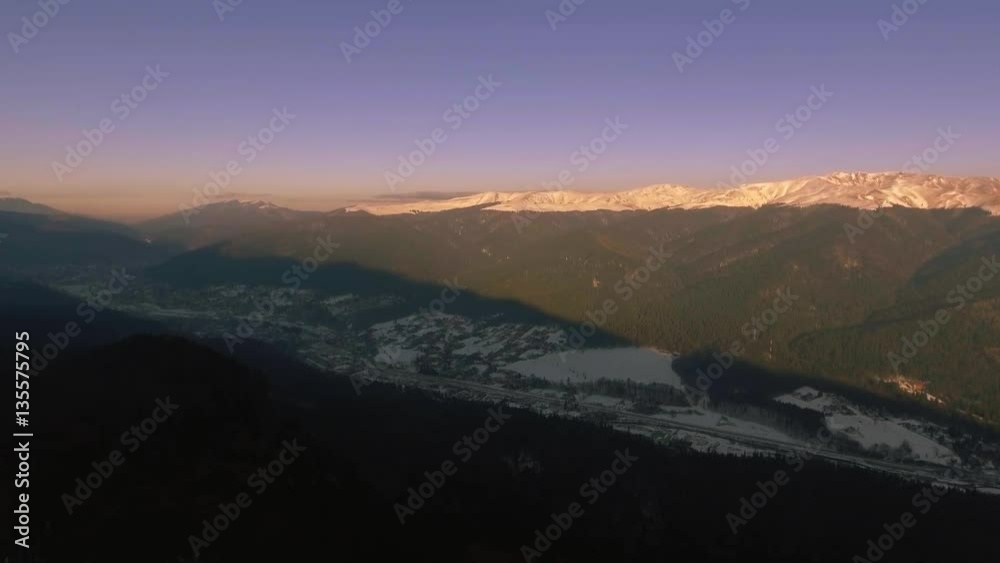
148, 205, 1000, 423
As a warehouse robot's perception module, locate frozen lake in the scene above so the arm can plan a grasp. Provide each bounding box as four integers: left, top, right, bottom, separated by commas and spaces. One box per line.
504, 347, 684, 389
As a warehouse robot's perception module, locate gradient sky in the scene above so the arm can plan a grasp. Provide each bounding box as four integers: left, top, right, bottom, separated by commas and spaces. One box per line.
2, 0, 999, 219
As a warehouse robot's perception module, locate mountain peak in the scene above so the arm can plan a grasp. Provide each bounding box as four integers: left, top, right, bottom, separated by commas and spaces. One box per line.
186, 199, 290, 214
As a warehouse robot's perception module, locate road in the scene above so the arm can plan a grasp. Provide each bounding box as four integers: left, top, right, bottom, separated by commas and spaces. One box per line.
365, 367, 1000, 491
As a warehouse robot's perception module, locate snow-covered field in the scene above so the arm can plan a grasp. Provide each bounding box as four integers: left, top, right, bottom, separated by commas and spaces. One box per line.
321, 293, 358, 314
622, 425, 769, 457
671, 429, 769, 457
580, 394, 634, 409
375, 345, 422, 367
773, 386, 839, 412
828, 414, 960, 465
775, 387, 960, 465
504, 348, 684, 388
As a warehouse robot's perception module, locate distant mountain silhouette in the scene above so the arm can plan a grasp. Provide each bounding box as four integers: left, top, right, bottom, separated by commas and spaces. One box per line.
138, 199, 324, 249
0, 210, 173, 269
0, 197, 60, 215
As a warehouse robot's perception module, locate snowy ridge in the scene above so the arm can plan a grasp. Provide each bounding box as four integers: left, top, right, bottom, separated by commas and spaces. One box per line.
348, 173, 1000, 215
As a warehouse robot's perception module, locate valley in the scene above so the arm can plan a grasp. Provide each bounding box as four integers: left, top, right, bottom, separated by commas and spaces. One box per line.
5, 179, 1000, 503
45, 267, 1000, 493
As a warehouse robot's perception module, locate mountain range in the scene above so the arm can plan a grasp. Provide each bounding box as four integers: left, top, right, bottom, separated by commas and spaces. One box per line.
3, 172, 1000, 426
346, 172, 1000, 215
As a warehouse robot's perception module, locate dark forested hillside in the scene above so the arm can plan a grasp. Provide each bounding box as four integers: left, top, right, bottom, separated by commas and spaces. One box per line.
5, 334, 1000, 563
0, 210, 172, 270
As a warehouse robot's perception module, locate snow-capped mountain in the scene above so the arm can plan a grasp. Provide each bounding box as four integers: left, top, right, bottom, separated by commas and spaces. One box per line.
347, 173, 1000, 215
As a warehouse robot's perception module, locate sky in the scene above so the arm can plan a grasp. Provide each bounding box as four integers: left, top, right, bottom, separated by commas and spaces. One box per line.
1, 0, 999, 219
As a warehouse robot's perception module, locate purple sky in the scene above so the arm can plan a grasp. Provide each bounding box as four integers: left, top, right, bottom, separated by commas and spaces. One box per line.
1, 0, 998, 218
